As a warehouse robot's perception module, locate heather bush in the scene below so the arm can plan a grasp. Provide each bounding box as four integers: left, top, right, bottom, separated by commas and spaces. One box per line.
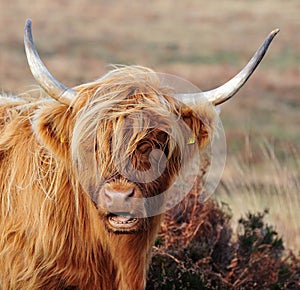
147, 185, 300, 289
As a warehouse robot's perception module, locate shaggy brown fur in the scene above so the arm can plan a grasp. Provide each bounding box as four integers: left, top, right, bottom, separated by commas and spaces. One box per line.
0, 66, 216, 289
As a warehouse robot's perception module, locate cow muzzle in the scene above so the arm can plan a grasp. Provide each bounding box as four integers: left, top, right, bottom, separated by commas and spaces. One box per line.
99, 185, 145, 217
103, 187, 136, 213
98, 185, 146, 231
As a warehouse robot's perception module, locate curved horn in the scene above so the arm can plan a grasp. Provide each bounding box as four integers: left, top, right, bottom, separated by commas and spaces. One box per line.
24, 19, 75, 105
177, 29, 279, 106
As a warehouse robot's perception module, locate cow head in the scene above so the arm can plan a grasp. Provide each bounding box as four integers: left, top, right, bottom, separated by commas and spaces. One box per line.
25, 19, 279, 233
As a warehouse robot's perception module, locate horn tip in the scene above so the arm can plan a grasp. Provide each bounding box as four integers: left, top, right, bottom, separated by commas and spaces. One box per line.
24, 19, 33, 42
25, 18, 32, 30
270, 28, 280, 37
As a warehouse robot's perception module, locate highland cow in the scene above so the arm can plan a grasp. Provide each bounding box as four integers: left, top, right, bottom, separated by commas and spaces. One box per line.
0, 20, 278, 289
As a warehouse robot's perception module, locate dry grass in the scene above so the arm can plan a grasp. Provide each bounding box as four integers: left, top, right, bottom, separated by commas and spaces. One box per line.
217, 139, 300, 252
1, 0, 299, 252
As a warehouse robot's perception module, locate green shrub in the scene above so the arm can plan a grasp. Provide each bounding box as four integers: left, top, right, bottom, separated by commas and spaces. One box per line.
147, 193, 300, 289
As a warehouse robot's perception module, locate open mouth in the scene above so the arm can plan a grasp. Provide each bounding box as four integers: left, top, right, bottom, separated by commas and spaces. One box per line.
107, 213, 139, 229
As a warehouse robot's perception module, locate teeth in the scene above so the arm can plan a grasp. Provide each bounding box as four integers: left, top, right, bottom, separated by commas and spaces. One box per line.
108, 214, 138, 227
110, 216, 137, 224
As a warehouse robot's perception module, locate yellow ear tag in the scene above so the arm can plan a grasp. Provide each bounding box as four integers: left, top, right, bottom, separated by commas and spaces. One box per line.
60, 135, 65, 143
187, 135, 196, 145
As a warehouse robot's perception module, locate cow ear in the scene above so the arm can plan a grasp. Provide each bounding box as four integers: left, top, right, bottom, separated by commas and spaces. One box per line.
32, 104, 73, 159
181, 104, 217, 150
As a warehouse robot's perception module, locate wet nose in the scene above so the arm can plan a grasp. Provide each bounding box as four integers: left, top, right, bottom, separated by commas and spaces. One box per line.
103, 188, 135, 208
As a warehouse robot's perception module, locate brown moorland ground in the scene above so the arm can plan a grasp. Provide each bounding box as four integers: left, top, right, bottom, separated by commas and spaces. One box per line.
1, 0, 299, 251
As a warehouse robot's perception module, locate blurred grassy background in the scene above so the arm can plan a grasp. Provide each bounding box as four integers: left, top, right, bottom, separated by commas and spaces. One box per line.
1, 0, 299, 250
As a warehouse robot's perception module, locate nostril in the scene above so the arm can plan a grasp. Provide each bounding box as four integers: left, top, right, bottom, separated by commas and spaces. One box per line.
104, 190, 113, 205
126, 189, 134, 199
